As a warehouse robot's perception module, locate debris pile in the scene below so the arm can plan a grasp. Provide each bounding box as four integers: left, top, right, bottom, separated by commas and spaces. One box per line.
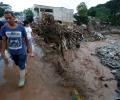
34, 13, 83, 49
91, 31, 105, 40
96, 41, 120, 98
96, 41, 120, 70
96, 41, 120, 89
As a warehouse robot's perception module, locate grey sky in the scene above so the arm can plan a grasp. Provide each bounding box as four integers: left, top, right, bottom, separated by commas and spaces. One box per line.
1, 0, 110, 12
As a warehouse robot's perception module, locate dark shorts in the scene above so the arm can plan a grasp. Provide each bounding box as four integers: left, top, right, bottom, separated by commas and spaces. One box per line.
10, 54, 27, 70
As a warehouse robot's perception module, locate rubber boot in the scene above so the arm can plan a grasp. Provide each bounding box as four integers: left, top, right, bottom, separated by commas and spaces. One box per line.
18, 69, 26, 87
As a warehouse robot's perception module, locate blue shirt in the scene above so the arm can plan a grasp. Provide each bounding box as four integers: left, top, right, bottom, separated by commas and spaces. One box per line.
0, 24, 27, 55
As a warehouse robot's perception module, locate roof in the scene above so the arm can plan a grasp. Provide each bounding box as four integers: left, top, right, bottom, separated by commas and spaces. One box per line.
33, 4, 74, 11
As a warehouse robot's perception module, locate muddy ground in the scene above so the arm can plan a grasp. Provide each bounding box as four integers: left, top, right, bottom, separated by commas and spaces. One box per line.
0, 34, 120, 100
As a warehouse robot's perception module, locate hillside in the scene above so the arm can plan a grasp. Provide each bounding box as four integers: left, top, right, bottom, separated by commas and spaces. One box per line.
88, 0, 120, 25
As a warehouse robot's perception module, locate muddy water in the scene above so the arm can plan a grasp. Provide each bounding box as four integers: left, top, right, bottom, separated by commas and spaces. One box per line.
0, 45, 71, 100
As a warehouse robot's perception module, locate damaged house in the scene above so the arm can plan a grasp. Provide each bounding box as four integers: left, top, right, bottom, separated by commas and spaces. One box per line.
31, 4, 74, 24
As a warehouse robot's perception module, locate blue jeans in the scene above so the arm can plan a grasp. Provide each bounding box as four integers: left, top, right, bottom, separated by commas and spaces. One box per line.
10, 54, 27, 70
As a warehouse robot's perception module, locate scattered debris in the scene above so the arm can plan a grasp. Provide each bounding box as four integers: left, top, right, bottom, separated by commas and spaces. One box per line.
96, 41, 120, 98
96, 41, 120, 69
91, 31, 105, 40
72, 89, 83, 100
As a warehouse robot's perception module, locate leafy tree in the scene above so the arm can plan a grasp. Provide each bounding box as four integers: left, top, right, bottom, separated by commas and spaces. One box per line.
23, 8, 34, 23
95, 7, 111, 22
14, 12, 23, 16
105, 0, 120, 25
74, 2, 88, 25
88, 7, 96, 17
74, 14, 88, 25
0, 7, 4, 17
77, 2, 88, 17
88, 0, 120, 25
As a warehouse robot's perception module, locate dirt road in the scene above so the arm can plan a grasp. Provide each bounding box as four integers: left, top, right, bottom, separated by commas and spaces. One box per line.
0, 34, 119, 100
0, 46, 71, 100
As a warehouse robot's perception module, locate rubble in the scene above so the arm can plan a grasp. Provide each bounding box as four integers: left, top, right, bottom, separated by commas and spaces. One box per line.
96, 41, 120, 91
91, 31, 105, 40
96, 41, 120, 69
111, 28, 120, 34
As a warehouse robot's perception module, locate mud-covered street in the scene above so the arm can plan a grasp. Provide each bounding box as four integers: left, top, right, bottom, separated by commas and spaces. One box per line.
0, 34, 120, 100
0, 46, 71, 100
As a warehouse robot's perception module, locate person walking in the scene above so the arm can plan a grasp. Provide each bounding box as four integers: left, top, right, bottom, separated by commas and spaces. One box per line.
24, 20, 34, 57
0, 11, 29, 87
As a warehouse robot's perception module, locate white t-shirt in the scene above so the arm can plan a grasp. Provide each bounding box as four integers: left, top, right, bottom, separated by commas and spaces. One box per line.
25, 26, 32, 39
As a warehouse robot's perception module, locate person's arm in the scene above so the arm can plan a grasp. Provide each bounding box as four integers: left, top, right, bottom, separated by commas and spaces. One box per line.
22, 27, 29, 52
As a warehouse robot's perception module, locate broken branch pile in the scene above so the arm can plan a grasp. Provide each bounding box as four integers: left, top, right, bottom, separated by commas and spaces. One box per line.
33, 13, 83, 57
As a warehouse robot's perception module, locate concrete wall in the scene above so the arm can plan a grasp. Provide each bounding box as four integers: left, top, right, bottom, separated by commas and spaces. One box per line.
32, 4, 74, 23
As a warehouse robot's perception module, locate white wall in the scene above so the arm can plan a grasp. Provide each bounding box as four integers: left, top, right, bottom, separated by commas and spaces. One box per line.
32, 4, 74, 23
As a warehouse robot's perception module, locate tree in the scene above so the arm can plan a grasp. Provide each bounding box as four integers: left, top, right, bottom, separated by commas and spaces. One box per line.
77, 2, 88, 17
74, 2, 88, 25
89, 0, 120, 25
96, 7, 110, 22
23, 8, 34, 23
0, 7, 4, 17
105, 0, 120, 25
88, 7, 96, 17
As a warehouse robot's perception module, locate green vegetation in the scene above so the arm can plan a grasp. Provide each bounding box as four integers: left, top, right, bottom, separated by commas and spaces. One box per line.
75, 0, 120, 26
88, 0, 120, 25
88, 6, 111, 22
0, 7, 4, 17
74, 2, 88, 25
23, 8, 34, 23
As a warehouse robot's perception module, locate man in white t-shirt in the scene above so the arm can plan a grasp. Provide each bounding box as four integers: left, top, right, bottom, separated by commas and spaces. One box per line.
24, 20, 34, 57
